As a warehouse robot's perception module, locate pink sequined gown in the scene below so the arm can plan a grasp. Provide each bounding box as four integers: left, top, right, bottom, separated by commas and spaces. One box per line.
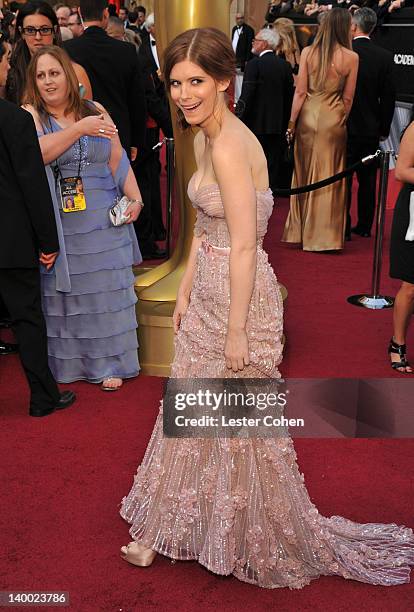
120, 176, 414, 589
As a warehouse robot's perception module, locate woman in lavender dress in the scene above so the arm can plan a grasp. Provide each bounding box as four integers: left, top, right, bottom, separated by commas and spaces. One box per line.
23, 46, 142, 390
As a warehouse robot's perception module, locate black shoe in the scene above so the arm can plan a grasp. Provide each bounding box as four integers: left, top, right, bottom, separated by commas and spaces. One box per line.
351, 226, 371, 238
29, 390, 76, 418
0, 341, 18, 356
142, 247, 167, 260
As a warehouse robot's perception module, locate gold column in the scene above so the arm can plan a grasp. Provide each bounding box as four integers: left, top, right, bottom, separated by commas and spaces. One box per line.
136, 0, 232, 375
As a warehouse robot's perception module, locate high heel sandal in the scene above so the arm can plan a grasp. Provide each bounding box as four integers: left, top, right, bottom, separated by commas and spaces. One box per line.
388, 338, 413, 373
120, 541, 157, 567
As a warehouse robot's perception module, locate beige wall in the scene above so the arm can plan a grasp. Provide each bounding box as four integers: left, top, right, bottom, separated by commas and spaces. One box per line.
244, 0, 269, 32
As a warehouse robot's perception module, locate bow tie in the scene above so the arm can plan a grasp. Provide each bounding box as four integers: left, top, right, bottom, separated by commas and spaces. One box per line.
151, 40, 156, 46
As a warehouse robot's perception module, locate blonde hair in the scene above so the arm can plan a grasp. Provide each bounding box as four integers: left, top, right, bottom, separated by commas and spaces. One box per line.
308, 8, 351, 91
273, 18, 299, 66
25, 46, 100, 123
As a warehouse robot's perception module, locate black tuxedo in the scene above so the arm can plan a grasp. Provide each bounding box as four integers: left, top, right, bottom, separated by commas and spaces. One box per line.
346, 37, 396, 234
236, 52, 294, 191
134, 50, 173, 255
64, 26, 146, 153
231, 23, 254, 72
0, 101, 60, 412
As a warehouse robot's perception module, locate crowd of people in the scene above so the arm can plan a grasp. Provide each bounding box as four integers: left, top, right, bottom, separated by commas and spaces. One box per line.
233, 8, 396, 251
263, 0, 412, 20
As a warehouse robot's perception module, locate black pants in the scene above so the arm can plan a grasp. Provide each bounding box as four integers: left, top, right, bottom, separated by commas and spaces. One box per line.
0, 268, 60, 412
257, 134, 283, 193
133, 127, 165, 255
346, 138, 379, 234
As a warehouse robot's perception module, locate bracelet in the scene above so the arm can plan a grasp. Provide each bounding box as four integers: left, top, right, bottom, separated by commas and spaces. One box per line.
130, 199, 144, 208
288, 121, 295, 129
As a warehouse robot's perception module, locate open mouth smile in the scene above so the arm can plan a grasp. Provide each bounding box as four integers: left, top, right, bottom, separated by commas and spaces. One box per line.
180, 101, 202, 112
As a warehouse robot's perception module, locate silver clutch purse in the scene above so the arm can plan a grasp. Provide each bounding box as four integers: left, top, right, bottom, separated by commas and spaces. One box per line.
109, 196, 130, 226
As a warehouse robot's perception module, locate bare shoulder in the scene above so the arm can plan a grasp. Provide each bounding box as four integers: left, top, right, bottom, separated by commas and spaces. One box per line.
300, 45, 312, 59
211, 124, 247, 166
91, 100, 106, 115
72, 61, 84, 73
342, 46, 359, 65
401, 122, 414, 149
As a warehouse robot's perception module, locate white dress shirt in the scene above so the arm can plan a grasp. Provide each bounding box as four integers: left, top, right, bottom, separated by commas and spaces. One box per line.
232, 26, 242, 52
150, 34, 160, 70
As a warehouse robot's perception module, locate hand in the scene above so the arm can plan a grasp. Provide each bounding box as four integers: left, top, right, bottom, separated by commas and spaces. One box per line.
76, 114, 118, 139
39, 251, 58, 270
224, 328, 250, 372
130, 147, 138, 162
124, 200, 143, 223
172, 292, 190, 334
286, 127, 295, 144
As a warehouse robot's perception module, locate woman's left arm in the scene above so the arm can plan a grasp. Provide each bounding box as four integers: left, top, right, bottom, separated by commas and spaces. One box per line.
212, 137, 257, 372
94, 102, 143, 223
342, 52, 359, 118
72, 62, 93, 100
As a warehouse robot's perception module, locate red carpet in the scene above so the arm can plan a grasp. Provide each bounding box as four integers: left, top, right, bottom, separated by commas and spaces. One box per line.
0, 190, 413, 611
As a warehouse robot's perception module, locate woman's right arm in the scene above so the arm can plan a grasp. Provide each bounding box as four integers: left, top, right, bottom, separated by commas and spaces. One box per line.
22, 105, 118, 165
341, 52, 359, 118
172, 234, 204, 333
395, 123, 414, 184
173, 131, 205, 333
287, 45, 309, 132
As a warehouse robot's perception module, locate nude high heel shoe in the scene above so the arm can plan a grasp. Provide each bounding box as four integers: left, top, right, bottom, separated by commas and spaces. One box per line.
120, 541, 157, 567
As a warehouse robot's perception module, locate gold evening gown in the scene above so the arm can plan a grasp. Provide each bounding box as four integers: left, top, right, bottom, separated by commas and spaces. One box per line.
120, 175, 414, 589
282, 70, 347, 251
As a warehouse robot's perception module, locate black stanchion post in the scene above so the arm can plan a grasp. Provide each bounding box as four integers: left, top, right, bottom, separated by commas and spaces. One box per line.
347, 150, 394, 309
165, 138, 175, 259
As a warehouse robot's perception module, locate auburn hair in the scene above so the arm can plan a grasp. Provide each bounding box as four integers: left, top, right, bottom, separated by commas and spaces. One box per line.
162, 27, 236, 130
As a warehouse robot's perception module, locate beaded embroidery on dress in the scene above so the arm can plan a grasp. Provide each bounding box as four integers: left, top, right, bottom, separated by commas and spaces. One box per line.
120, 176, 414, 589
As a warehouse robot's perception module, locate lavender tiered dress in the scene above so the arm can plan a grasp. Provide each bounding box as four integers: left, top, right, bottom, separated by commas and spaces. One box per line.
40, 118, 141, 383
120, 177, 414, 589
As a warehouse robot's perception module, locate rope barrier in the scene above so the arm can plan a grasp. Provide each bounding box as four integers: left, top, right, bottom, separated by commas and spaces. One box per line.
273, 150, 381, 197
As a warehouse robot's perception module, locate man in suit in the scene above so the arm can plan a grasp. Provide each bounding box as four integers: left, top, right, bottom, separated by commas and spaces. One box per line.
236, 28, 294, 193
231, 13, 255, 72
0, 101, 76, 417
64, 0, 146, 160
135, 13, 171, 259
347, 7, 396, 238
135, 5, 149, 44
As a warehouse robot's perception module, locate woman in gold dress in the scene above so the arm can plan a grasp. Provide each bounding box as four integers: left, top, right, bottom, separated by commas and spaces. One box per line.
282, 9, 359, 252
119, 28, 414, 589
